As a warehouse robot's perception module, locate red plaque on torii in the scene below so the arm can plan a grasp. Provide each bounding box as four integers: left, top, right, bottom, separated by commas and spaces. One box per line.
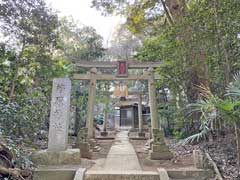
117, 61, 128, 77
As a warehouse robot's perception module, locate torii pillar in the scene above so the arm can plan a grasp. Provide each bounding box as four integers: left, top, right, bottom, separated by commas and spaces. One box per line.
86, 68, 97, 139
148, 68, 158, 130
147, 68, 173, 160
138, 94, 145, 137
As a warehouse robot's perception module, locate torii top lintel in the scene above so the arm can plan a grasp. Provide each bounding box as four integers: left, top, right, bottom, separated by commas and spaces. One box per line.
75, 60, 162, 69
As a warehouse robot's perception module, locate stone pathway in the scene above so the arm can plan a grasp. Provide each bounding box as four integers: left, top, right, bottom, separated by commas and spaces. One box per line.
103, 129, 142, 171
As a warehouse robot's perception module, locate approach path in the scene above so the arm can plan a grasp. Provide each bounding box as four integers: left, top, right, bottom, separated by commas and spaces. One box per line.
103, 129, 142, 171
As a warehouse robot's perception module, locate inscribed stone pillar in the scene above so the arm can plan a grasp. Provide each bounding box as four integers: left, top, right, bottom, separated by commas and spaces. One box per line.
48, 78, 71, 151
86, 68, 97, 138
138, 95, 143, 133
148, 68, 158, 130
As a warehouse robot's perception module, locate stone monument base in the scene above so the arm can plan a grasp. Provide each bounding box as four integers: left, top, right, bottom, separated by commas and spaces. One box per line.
152, 144, 169, 152
149, 150, 173, 160
31, 149, 81, 166
79, 142, 93, 159
149, 144, 173, 160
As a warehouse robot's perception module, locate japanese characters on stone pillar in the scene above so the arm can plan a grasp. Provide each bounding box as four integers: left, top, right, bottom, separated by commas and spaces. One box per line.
48, 78, 71, 151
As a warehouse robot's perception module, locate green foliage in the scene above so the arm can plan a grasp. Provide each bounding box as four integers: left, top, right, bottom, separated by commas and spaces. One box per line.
0, 0, 59, 50
0, 91, 48, 139
6, 139, 34, 169
95, 113, 104, 125
0, 0, 68, 140
74, 82, 89, 130
172, 130, 186, 140
182, 125, 209, 145
226, 73, 240, 97
92, 0, 165, 34
58, 16, 105, 62
0, 0, 106, 140
182, 73, 240, 144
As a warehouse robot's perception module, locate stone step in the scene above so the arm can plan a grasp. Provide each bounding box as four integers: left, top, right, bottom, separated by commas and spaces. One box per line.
171, 179, 196, 180
33, 166, 78, 180
34, 169, 160, 180
85, 170, 160, 180
85, 169, 214, 180
167, 168, 214, 180
33, 167, 214, 180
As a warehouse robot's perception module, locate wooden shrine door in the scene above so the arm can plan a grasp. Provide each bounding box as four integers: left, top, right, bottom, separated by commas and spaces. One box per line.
120, 107, 133, 127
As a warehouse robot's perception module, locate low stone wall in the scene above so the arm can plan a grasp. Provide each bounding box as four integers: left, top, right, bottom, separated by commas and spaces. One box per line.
34, 167, 214, 180
85, 171, 159, 180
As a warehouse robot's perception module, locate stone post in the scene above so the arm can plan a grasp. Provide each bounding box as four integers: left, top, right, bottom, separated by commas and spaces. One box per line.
76, 128, 92, 159
48, 78, 71, 151
101, 110, 108, 136
147, 69, 173, 160
148, 68, 158, 130
149, 129, 173, 160
32, 78, 81, 165
103, 110, 107, 132
86, 68, 97, 139
193, 150, 204, 169
138, 95, 145, 137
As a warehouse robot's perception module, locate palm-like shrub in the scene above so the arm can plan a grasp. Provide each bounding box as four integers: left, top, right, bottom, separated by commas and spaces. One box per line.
182, 74, 240, 166
182, 86, 219, 144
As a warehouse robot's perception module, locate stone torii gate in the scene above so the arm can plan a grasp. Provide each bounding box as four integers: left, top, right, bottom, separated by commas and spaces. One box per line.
73, 61, 160, 138
74, 61, 173, 160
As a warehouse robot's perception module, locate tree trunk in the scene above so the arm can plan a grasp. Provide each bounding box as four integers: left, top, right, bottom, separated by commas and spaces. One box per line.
160, 0, 173, 25
9, 81, 16, 100
165, 0, 210, 104
213, 0, 230, 88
